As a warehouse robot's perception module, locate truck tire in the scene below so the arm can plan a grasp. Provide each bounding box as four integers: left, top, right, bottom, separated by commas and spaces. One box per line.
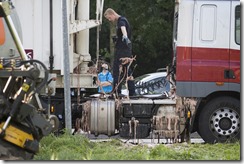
198, 96, 240, 143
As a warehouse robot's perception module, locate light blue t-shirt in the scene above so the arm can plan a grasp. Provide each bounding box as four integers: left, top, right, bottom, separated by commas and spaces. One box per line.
98, 71, 113, 93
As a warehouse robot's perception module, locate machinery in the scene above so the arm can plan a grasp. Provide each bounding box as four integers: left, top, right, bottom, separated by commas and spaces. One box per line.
0, 1, 58, 159
0, 0, 240, 159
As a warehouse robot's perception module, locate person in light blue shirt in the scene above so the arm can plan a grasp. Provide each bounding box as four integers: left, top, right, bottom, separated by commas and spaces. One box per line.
97, 63, 113, 93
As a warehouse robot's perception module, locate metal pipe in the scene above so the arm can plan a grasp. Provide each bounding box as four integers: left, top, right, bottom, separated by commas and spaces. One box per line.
47, 0, 54, 122
49, 0, 54, 72
99, 0, 104, 23
4, 15, 28, 61
62, 0, 72, 131
96, 26, 100, 69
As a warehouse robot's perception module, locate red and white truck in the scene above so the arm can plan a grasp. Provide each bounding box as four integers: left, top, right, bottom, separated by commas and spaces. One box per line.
172, 0, 240, 143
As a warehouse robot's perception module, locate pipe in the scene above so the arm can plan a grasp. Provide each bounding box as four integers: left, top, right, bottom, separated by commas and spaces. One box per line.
49, 0, 54, 72
62, 0, 72, 131
4, 15, 28, 61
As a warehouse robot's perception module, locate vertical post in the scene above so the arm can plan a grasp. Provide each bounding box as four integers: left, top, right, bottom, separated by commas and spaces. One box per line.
62, 0, 72, 131
49, 0, 54, 72
96, 0, 100, 69
96, 26, 100, 69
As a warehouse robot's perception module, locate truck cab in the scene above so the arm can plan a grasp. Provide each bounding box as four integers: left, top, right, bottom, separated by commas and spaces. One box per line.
173, 0, 240, 143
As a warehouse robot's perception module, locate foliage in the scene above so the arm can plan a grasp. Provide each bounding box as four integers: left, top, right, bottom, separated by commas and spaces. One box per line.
90, 0, 175, 77
34, 130, 95, 160
149, 143, 241, 160
33, 131, 240, 161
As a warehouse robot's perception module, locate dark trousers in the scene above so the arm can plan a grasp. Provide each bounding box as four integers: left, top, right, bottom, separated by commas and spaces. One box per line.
113, 49, 135, 96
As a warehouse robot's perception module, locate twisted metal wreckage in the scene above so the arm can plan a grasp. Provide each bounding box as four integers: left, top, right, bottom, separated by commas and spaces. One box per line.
74, 55, 197, 144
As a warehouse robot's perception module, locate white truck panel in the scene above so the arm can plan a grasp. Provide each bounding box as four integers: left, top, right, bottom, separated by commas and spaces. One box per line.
177, 0, 239, 50
192, 1, 231, 49
13, 0, 64, 72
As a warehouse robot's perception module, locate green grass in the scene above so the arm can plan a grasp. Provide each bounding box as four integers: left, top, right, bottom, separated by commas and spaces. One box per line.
33, 131, 240, 161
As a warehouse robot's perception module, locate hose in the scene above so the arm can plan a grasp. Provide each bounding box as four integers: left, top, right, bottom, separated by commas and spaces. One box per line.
20, 59, 49, 94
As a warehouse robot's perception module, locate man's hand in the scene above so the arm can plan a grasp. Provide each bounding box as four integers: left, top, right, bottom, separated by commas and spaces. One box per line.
122, 35, 131, 47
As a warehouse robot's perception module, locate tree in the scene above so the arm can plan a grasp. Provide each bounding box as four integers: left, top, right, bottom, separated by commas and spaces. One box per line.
90, 0, 175, 77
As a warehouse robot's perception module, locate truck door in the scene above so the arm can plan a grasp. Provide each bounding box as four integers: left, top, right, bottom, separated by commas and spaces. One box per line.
229, 1, 240, 89
191, 0, 231, 97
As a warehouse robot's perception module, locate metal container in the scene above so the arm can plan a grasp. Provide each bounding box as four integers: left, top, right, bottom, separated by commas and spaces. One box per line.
89, 99, 115, 136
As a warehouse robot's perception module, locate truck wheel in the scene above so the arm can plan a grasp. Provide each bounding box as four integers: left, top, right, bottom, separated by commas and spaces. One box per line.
198, 96, 240, 143
49, 114, 60, 132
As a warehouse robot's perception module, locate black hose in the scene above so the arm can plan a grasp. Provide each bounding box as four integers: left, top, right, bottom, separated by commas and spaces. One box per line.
49, 0, 54, 73
20, 59, 49, 94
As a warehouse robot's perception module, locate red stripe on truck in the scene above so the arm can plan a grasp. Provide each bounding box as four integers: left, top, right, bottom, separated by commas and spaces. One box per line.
176, 46, 240, 83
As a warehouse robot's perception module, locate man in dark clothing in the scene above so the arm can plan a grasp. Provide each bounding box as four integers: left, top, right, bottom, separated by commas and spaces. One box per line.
104, 8, 135, 97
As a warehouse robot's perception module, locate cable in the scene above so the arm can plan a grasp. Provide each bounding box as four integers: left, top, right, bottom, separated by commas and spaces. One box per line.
20, 59, 48, 94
